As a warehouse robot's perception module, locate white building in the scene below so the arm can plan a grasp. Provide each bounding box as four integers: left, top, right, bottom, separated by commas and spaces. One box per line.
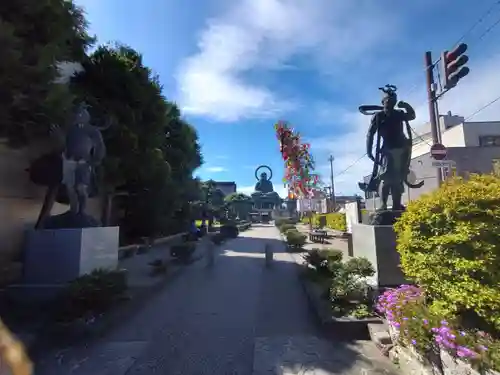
297, 190, 328, 214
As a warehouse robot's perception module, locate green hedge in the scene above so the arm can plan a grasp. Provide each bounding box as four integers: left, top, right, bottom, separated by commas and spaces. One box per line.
394, 174, 500, 331
301, 213, 347, 232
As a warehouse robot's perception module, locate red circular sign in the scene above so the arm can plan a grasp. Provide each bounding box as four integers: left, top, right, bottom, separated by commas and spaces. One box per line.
430, 143, 447, 160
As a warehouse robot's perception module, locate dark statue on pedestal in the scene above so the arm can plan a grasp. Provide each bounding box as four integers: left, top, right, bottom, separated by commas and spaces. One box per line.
251, 165, 281, 211
29, 102, 109, 229
359, 85, 424, 225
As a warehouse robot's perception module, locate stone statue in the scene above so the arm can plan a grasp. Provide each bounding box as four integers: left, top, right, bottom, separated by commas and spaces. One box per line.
58, 102, 106, 216
359, 85, 424, 224
33, 102, 109, 229
255, 172, 274, 193
251, 165, 281, 211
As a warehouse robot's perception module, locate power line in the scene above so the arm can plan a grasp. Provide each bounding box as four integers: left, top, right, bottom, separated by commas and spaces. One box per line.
400, 0, 500, 98
464, 94, 500, 121
453, 0, 500, 46
334, 154, 367, 178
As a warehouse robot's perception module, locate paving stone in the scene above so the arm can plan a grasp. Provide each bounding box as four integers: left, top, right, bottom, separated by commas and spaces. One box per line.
34, 225, 400, 375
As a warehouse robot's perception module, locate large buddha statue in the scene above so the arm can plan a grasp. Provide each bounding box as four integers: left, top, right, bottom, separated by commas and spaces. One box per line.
254, 172, 274, 193
251, 166, 280, 209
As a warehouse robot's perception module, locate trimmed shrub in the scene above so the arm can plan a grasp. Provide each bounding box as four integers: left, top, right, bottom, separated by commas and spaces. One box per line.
220, 223, 239, 239
394, 174, 500, 332
170, 241, 196, 262
285, 230, 306, 251
278, 223, 295, 233
275, 218, 296, 227
302, 248, 344, 276
56, 269, 128, 321
211, 233, 225, 245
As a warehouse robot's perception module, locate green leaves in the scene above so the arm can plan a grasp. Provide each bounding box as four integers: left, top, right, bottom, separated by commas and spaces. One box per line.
0, 0, 93, 146
395, 174, 500, 331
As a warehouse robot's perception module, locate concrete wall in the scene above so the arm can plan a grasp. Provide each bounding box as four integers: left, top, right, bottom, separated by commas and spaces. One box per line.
0, 141, 101, 285
351, 224, 409, 287
344, 201, 360, 234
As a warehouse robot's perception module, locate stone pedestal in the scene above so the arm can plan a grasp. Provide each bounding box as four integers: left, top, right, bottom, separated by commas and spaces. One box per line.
351, 223, 408, 288
23, 226, 119, 284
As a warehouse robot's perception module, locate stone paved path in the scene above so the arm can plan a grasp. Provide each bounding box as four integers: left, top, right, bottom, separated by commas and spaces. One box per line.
34, 224, 398, 375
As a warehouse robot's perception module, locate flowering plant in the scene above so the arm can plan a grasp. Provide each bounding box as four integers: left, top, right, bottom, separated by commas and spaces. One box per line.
377, 285, 500, 372
275, 120, 319, 197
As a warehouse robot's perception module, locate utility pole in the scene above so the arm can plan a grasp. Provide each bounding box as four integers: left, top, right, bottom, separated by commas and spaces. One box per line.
328, 155, 336, 211
424, 51, 444, 186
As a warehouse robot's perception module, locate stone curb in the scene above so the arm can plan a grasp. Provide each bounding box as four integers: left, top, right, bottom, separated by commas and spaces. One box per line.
118, 232, 188, 260
301, 276, 382, 340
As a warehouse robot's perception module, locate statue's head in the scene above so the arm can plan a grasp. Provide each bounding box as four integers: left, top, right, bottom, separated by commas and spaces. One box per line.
380, 84, 397, 112
260, 172, 267, 181
74, 102, 91, 126
382, 92, 397, 111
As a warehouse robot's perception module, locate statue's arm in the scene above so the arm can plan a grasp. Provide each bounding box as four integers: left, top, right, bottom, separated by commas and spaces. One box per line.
90, 128, 106, 165
366, 114, 378, 162
398, 101, 416, 121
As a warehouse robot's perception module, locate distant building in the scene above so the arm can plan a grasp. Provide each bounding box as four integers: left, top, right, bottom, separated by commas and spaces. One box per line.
362, 112, 500, 210
297, 190, 328, 214
212, 181, 237, 196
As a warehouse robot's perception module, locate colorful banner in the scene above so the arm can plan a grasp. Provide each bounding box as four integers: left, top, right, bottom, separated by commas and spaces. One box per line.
275, 120, 320, 198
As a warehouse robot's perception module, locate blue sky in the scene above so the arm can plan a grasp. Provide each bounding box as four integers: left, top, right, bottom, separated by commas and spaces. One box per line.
76, 0, 500, 198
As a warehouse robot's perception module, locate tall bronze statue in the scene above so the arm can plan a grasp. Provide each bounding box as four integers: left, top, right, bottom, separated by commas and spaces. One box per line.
359, 85, 424, 215
29, 102, 110, 229
57, 102, 106, 216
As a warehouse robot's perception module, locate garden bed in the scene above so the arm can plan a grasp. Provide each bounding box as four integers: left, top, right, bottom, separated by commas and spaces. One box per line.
298, 249, 381, 340
390, 343, 500, 375
300, 277, 381, 339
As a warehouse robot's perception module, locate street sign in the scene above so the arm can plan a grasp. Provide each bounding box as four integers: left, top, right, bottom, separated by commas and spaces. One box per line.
430, 143, 447, 160
432, 160, 456, 168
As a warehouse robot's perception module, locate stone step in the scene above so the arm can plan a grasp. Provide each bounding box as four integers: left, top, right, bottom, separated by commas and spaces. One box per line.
368, 322, 393, 356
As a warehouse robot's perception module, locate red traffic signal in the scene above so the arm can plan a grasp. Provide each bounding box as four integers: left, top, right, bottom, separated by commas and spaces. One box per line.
441, 43, 470, 90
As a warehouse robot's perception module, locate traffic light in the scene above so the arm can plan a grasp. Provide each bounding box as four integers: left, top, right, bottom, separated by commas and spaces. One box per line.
441, 43, 470, 90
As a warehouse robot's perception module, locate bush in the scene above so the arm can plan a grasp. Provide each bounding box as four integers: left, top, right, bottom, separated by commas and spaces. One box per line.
275, 218, 297, 227
170, 241, 196, 262
220, 223, 239, 239
304, 213, 347, 232
279, 223, 296, 233
56, 269, 128, 322
303, 248, 344, 276
238, 222, 251, 231
344, 257, 375, 278
329, 257, 375, 302
211, 233, 225, 245
285, 230, 306, 251
377, 285, 500, 372
394, 174, 500, 331
327, 255, 375, 318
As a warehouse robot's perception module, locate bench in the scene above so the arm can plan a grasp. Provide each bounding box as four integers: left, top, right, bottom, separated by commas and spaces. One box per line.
309, 230, 328, 244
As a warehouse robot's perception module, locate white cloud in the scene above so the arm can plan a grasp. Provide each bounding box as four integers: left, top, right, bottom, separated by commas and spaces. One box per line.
309, 52, 500, 196
176, 0, 402, 121
175, 0, 500, 196
205, 166, 227, 173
